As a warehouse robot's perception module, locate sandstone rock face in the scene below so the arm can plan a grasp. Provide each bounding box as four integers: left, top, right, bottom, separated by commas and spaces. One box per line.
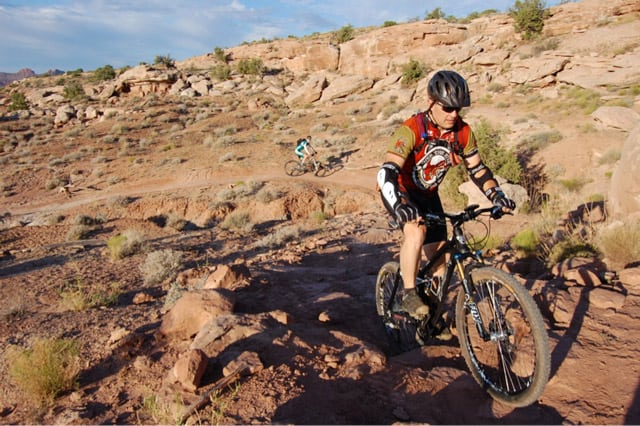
608, 124, 640, 219
591, 106, 640, 132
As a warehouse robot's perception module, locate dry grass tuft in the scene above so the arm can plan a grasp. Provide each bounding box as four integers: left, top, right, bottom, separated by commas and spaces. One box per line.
7, 338, 81, 407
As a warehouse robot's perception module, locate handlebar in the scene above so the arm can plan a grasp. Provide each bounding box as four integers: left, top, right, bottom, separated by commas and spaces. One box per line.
422, 204, 511, 226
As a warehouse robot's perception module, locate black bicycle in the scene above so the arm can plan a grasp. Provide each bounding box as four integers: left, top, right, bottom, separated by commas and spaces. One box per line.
375, 204, 550, 407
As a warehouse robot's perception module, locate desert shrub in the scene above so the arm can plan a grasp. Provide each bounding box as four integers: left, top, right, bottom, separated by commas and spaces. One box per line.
333, 24, 354, 43
563, 86, 601, 114
531, 37, 559, 55
58, 279, 121, 311
255, 186, 283, 203
166, 213, 189, 231
236, 58, 265, 76
74, 214, 102, 226
439, 166, 468, 209
154, 54, 175, 68
518, 130, 563, 152
140, 249, 183, 285
425, 7, 446, 20
7, 338, 80, 407
136, 392, 184, 425
63, 80, 86, 100
401, 58, 429, 85
217, 180, 264, 201
8, 91, 28, 111
547, 238, 598, 265
91, 64, 116, 82
558, 177, 590, 192
220, 209, 253, 232
509, 0, 549, 40
255, 225, 301, 249
596, 219, 640, 268
107, 229, 145, 260
3, 296, 27, 322
66, 224, 93, 241
213, 47, 228, 63
487, 82, 506, 93
474, 119, 523, 184
511, 228, 538, 255
210, 63, 232, 81
108, 195, 134, 208
597, 148, 621, 165
382, 21, 397, 27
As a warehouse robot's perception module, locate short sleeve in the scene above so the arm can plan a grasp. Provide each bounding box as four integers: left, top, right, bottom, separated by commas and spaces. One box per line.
386, 125, 416, 159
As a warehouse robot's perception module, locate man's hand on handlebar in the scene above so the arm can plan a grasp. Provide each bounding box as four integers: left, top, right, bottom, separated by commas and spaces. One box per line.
492, 192, 515, 216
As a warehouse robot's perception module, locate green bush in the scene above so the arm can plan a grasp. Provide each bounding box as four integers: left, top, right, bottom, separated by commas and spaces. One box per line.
333, 24, 354, 44
564, 86, 601, 114
107, 229, 145, 260
401, 58, 429, 85
63, 80, 86, 100
511, 229, 538, 254
236, 58, 265, 76
209, 63, 231, 81
8, 91, 28, 111
8, 338, 80, 407
154, 54, 175, 68
91, 64, 116, 82
425, 7, 446, 20
547, 238, 598, 265
213, 47, 228, 63
509, 0, 549, 40
473, 119, 523, 184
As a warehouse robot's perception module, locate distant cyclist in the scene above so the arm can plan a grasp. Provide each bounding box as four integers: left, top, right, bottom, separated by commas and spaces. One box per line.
294, 135, 317, 168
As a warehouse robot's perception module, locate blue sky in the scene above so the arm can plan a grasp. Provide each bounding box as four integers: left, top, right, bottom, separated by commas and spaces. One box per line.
0, 0, 563, 74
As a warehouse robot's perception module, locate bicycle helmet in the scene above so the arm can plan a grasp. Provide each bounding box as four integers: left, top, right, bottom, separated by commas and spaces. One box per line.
427, 70, 471, 108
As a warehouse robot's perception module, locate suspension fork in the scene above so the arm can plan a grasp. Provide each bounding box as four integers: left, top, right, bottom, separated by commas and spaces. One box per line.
458, 260, 492, 341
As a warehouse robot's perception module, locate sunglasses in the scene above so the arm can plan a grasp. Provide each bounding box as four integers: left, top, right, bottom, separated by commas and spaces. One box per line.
440, 105, 461, 114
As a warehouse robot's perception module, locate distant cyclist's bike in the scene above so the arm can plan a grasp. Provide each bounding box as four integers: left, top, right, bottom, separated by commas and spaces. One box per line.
284, 156, 335, 177
375, 204, 550, 407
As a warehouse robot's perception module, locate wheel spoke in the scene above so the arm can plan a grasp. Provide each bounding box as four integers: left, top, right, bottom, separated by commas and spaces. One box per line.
456, 267, 549, 407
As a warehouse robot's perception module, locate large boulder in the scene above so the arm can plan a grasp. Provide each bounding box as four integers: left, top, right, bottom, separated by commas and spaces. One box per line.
608, 124, 640, 219
591, 106, 640, 132
159, 289, 236, 342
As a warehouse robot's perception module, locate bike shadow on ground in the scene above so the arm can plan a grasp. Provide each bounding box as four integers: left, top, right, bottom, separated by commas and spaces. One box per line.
319, 149, 360, 176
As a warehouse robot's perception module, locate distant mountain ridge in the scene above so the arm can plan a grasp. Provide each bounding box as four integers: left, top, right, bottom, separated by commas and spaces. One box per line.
0, 68, 64, 87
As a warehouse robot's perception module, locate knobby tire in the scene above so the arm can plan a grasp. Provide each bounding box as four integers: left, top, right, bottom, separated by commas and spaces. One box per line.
455, 266, 550, 407
375, 261, 421, 352
284, 160, 305, 177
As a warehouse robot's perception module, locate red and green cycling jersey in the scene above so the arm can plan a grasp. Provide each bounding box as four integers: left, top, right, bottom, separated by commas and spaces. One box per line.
386, 111, 478, 195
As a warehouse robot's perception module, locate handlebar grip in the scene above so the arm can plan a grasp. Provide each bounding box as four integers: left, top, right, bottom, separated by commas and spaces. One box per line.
490, 205, 513, 219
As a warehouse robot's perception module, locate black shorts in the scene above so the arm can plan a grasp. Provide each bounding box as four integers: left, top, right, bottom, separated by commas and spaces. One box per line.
404, 189, 447, 244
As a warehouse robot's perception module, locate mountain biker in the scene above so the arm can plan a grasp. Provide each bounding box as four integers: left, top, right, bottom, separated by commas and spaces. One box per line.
295, 136, 317, 168
376, 70, 516, 318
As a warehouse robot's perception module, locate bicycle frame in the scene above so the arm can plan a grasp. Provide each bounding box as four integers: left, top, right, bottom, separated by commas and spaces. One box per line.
387, 206, 497, 340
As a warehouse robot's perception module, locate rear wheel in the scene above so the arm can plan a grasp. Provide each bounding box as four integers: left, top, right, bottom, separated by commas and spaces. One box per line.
455, 266, 550, 407
375, 262, 421, 352
284, 160, 304, 176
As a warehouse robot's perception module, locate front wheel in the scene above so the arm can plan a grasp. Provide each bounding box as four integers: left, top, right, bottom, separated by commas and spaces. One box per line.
455, 267, 550, 407
284, 160, 304, 176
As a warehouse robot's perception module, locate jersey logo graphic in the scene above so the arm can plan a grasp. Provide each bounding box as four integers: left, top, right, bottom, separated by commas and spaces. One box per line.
412, 139, 452, 191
